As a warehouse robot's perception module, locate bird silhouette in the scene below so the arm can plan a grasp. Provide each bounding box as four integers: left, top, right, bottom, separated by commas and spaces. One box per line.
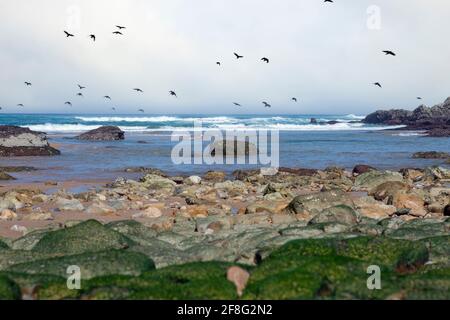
76, 93, 83, 97
116, 25, 126, 30
112, 107, 116, 111
324, 0, 334, 3
262, 101, 271, 108
113, 31, 123, 35
233, 102, 242, 107
292, 97, 298, 102
234, 53, 244, 59
374, 82, 382, 88
104, 96, 111, 100
24, 82, 32, 86
0, 107, 2, 110
65, 101, 72, 106
64, 31, 74, 38
169, 91, 177, 97
138, 109, 145, 113
133, 88, 144, 93
78, 85, 86, 90
383, 50, 396, 56
89, 34, 96, 42
216, 62, 221, 66
261, 57, 269, 63
17, 104, 24, 107
417, 97, 422, 100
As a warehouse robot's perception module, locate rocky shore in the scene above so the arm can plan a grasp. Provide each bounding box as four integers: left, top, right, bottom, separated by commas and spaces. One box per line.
0, 164, 449, 299
363, 97, 450, 137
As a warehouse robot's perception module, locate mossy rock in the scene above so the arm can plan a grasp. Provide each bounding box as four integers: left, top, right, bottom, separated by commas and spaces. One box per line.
80, 262, 240, 300
0, 250, 51, 271
0, 275, 21, 300
11, 229, 52, 250
32, 220, 135, 256
106, 220, 158, 246
244, 255, 369, 299
420, 235, 450, 266
0, 271, 77, 300
397, 268, 450, 300
0, 239, 8, 250
386, 223, 448, 240
256, 237, 428, 272
8, 250, 154, 279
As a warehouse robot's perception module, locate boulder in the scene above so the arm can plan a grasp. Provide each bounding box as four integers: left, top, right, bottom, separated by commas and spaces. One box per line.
286, 190, 354, 215
209, 139, 258, 157
76, 126, 125, 141
354, 170, 404, 191
0, 126, 60, 157
369, 181, 410, 201
352, 165, 376, 176
309, 205, 360, 225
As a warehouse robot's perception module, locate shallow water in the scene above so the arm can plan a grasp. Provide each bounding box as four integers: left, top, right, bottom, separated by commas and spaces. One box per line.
0, 113, 448, 183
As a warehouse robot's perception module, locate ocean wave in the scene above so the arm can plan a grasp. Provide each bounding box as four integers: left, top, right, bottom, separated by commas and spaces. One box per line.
344, 114, 366, 120
75, 116, 239, 123
23, 122, 405, 133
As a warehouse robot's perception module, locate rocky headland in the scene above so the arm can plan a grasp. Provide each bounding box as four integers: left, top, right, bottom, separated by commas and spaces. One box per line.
0, 164, 449, 299
363, 97, 450, 137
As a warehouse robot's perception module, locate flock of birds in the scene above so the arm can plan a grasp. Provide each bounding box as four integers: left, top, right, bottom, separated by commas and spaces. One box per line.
0, 2, 425, 113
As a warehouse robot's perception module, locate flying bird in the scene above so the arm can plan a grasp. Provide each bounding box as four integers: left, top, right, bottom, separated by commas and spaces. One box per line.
64, 101, 72, 106
383, 50, 396, 56
138, 109, 145, 113
417, 97, 422, 100
78, 85, 86, 90
104, 96, 111, 100
64, 31, 74, 38
112, 107, 116, 111
77, 93, 83, 97
233, 102, 242, 107
133, 88, 144, 93
113, 31, 123, 35
216, 62, 221, 66
17, 104, 24, 107
24, 82, 32, 86
261, 57, 269, 63
169, 91, 177, 97
292, 97, 298, 102
234, 53, 244, 59
374, 82, 382, 88
89, 34, 96, 42
324, 0, 334, 3
116, 25, 126, 30
262, 101, 271, 108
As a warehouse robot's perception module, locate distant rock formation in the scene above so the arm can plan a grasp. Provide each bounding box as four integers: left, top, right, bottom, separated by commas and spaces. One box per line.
363, 97, 450, 136
76, 126, 125, 141
0, 126, 61, 157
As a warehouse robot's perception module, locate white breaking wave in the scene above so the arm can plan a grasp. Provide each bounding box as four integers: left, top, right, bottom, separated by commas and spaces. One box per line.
344, 114, 366, 120
25, 124, 150, 133
75, 116, 239, 123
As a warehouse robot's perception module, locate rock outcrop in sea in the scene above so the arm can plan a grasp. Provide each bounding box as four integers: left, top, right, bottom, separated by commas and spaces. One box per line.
0, 126, 60, 157
363, 97, 450, 136
76, 126, 125, 141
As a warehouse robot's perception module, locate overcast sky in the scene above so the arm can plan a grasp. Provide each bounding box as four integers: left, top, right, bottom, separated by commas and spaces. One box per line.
1, 0, 449, 115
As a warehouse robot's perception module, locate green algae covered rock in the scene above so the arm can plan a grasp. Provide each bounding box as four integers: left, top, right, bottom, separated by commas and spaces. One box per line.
0, 275, 21, 300
80, 262, 241, 300
0, 239, 8, 250
32, 220, 135, 256
8, 250, 154, 279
